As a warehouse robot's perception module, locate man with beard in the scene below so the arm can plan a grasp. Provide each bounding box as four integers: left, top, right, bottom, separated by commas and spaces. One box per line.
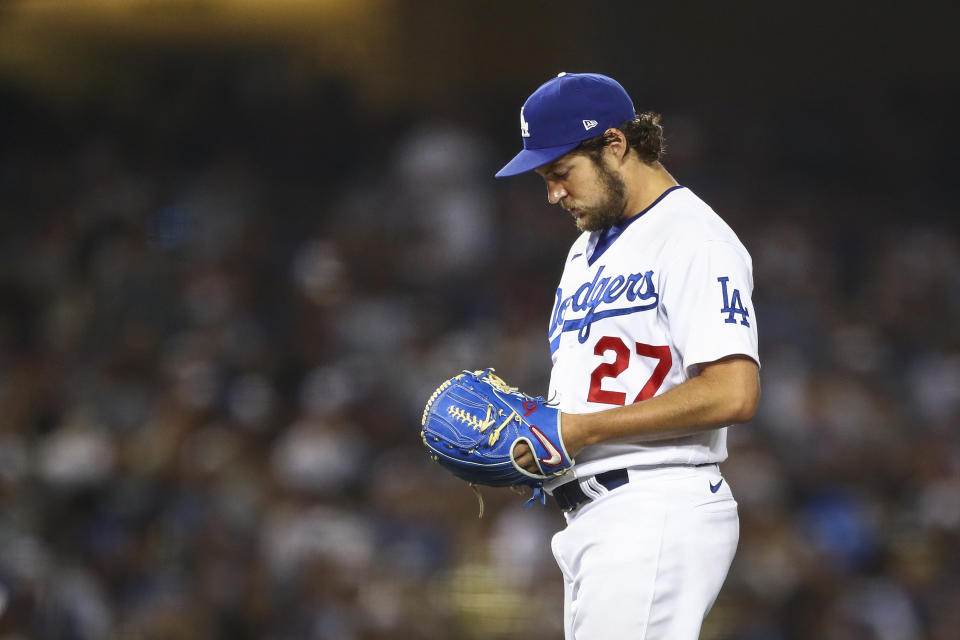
494, 73, 761, 639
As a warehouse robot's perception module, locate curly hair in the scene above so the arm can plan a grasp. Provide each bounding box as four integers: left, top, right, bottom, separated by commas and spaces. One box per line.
576, 111, 665, 164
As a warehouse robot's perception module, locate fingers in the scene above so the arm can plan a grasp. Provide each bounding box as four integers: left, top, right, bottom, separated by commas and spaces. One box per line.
512, 441, 539, 474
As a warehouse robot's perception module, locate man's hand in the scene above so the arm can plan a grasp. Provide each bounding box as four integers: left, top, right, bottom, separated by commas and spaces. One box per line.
512, 440, 538, 475
512, 412, 583, 474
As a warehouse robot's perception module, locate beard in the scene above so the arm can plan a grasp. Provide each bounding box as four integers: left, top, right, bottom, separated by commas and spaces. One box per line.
567, 160, 629, 232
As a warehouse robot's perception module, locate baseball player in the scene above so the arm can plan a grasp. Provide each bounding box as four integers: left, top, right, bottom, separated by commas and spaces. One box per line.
496, 73, 761, 639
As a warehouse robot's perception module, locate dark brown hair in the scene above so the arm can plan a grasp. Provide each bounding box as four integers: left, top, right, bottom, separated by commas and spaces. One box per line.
576, 111, 665, 164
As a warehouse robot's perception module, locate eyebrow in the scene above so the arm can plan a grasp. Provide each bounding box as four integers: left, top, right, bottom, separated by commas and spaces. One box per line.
540, 163, 570, 178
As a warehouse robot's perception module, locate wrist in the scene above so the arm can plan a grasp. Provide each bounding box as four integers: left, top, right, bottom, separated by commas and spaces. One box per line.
560, 411, 590, 458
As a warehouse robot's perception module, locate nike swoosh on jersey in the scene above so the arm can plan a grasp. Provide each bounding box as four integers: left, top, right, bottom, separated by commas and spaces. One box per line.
530, 426, 563, 466
709, 479, 724, 493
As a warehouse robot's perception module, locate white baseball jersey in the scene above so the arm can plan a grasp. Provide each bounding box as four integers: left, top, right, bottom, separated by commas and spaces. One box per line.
547, 185, 759, 481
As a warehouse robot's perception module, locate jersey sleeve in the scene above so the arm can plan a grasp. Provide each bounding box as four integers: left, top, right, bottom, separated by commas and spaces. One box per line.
661, 240, 759, 374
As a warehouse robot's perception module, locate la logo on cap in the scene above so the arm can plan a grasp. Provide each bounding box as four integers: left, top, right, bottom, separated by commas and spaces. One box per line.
520, 107, 531, 138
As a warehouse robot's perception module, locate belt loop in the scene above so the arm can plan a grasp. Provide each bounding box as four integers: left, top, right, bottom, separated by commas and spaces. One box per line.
581, 477, 606, 500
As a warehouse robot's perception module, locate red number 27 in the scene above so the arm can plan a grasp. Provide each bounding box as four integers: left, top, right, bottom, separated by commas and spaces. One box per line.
588, 336, 672, 406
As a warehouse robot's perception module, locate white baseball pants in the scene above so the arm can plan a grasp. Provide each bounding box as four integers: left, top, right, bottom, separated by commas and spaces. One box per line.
551, 464, 739, 640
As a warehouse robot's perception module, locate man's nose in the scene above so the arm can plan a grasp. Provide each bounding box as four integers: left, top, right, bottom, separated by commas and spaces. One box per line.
547, 182, 567, 205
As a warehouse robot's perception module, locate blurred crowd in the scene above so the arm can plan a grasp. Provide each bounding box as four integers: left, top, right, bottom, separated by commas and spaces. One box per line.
1, 57, 959, 640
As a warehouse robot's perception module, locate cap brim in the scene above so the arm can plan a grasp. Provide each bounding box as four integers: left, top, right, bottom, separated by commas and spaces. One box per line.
494, 141, 581, 178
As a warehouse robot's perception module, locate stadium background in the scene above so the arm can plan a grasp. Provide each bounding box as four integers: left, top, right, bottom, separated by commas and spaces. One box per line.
0, 1, 957, 638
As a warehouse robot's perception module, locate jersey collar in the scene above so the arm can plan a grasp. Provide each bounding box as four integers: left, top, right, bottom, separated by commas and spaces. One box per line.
586, 185, 684, 266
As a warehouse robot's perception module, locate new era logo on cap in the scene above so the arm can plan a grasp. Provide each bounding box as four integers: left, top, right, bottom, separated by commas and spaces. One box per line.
495, 72, 636, 178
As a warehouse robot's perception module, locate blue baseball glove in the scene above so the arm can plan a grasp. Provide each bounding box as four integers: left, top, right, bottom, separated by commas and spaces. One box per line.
421, 369, 573, 502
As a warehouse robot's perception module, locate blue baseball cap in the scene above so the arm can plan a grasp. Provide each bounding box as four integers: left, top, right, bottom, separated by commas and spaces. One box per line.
495, 72, 636, 178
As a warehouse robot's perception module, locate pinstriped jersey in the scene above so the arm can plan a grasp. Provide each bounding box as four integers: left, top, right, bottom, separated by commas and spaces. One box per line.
546, 186, 759, 481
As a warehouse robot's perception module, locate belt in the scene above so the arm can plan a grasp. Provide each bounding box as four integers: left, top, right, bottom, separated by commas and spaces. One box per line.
552, 469, 630, 512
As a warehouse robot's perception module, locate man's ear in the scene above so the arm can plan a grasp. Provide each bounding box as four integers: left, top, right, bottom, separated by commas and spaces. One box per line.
603, 128, 629, 163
